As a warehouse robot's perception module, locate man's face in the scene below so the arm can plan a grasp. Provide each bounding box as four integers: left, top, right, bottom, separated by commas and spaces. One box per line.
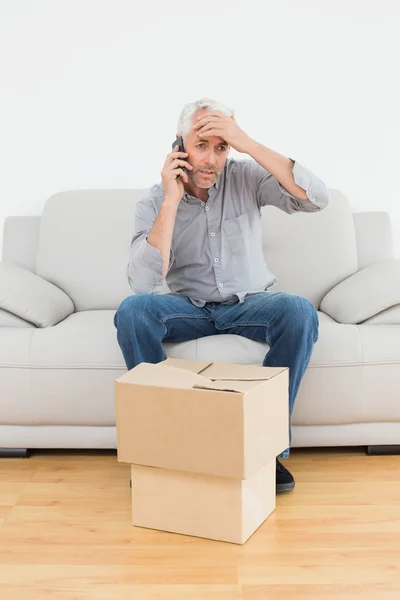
181, 109, 230, 189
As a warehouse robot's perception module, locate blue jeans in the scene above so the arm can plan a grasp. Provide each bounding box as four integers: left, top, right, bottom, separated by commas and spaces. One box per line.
114, 291, 319, 458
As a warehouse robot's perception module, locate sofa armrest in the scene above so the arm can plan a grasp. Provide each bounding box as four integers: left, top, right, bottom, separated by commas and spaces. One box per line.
0, 262, 74, 327
0, 308, 36, 328
320, 258, 400, 324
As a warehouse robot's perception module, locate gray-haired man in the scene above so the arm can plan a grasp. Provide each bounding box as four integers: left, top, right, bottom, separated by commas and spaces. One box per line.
115, 98, 329, 492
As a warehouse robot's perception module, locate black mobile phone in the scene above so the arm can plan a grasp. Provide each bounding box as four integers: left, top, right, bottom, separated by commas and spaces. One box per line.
172, 136, 186, 173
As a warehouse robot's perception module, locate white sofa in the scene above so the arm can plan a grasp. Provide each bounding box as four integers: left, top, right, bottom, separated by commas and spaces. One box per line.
1, 188, 400, 455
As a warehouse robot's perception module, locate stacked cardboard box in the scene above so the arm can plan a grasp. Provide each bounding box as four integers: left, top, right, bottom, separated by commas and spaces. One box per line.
115, 358, 289, 544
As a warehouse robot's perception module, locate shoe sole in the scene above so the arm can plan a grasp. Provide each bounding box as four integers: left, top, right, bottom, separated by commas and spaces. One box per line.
276, 482, 295, 493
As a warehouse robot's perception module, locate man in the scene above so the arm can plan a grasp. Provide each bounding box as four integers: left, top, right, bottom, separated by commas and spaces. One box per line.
114, 98, 329, 493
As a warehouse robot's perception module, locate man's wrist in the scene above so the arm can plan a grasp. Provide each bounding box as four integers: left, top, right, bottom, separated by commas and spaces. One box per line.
162, 197, 180, 211
242, 137, 260, 156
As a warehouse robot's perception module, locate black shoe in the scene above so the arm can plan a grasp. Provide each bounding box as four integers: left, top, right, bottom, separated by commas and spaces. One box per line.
276, 458, 295, 493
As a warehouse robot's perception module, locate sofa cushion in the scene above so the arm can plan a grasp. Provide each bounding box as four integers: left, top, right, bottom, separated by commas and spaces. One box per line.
0, 328, 36, 425
0, 262, 74, 327
36, 187, 357, 311
2, 216, 41, 273
320, 258, 400, 324
362, 304, 400, 325
353, 211, 394, 269
2, 309, 399, 429
36, 190, 147, 311
261, 189, 358, 307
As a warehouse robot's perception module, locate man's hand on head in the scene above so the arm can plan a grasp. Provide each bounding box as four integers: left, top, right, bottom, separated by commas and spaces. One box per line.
193, 113, 252, 154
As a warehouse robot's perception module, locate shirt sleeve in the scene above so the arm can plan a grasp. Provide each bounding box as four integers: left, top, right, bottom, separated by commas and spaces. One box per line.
245, 159, 329, 214
127, 197, 175, 294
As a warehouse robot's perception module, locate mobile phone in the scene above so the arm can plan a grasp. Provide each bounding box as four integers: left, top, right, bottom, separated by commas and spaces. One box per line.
172, 136, 186, 173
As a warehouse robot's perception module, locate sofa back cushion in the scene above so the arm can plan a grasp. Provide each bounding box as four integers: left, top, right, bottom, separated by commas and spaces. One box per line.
36, 188, 358, 311
261, 189, 358, 307
353, 211, 394, 269
36, 190, 146, 311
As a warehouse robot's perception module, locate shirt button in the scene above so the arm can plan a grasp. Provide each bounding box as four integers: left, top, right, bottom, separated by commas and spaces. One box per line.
201, 202, 205, 207
219, 283, 224, 288
205, 206, 209, 211
214, 258, 219, 263
210, 232, 215, 237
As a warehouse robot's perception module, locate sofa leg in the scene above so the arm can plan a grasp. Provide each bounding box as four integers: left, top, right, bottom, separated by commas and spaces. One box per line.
0, 448, 30, 458
367, 445, 400, 455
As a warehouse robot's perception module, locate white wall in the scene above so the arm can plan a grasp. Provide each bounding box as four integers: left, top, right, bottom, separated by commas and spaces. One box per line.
1, 0, 399, 257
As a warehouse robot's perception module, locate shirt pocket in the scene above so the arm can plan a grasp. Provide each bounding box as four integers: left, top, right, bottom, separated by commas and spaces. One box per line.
222, 210, 250, 257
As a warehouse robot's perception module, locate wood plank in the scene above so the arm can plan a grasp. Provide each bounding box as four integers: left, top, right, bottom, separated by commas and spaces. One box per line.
276, 481, 400, 506
242, 584, 400, 600
0, 482, 28, 506
0, 564, 238, 585
0, 584, 243, 600
0, 460, 35, 483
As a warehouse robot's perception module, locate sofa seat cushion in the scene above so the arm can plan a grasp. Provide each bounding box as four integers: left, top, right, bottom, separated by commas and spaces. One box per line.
27, 309, 364, 370
2, 310, 399, 428
31, 310, 125, 368
173, 311, 362, 368
0, 329, 36, 424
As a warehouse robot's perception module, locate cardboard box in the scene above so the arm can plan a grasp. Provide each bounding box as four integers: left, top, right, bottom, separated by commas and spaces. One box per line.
130, 458, 276, 544
115, 358, 289, 479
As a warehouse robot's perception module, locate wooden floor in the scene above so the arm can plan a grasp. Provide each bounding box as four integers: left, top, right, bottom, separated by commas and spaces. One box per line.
1, 448, 400, 599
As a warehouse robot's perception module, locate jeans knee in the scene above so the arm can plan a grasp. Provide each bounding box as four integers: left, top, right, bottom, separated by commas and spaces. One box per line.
114, 294, 154, 331
283, 294, 319, 340
298, 297, 319, 341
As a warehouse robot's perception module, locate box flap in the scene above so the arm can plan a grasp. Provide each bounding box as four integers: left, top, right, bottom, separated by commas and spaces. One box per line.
116, 360, 287, 394
193, 380, 261, 393
116, 363, 213, 390
161, 358, 213, 374
201, 362, 287, 382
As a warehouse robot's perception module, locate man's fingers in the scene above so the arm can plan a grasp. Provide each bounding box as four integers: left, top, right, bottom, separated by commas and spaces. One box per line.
170, 159, 192, 170
194, 117, 221, 129
170, 151, 188, 159
164, 151, 188, 168
173, 168, 188, 183
197, 123, 222, 134
197, 127, 222, 137
197, 123, 225, 137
